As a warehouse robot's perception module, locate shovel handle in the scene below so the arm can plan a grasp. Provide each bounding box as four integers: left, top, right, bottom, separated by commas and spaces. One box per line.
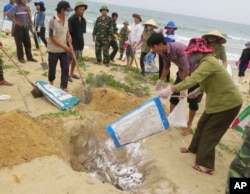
69, 43, 86, 86
1, 48, 36, 88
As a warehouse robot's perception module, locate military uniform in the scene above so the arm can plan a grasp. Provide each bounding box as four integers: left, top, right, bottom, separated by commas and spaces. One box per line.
92, 9, 113, 64
119, 26, 129, 59
226, 122, 250, 193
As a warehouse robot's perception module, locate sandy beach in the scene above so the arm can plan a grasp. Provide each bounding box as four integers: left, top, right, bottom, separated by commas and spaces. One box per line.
0, 31, 250, 194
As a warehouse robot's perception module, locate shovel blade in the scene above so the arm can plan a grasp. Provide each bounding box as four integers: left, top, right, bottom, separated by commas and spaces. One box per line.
41, 62, 48, 70
31, 88, 43, 98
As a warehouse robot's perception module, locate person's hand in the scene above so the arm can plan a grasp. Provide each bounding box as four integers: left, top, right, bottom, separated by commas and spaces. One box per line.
0, 41, 3, 49
179, 89, 188, 99
159, 85, 173, 99
63, 45, 72, 53
37, 27, 41, 33
188, 88, 202, 99
155, 79, 163, 91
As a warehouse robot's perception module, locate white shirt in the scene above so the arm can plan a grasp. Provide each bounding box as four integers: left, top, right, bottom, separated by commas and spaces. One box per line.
129, 22, 143, 45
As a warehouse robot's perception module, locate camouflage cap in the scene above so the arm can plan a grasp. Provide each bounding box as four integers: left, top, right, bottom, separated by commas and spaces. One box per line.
123, 21, 129, 25
100, 5, 109, 12
75, 1, 88, 11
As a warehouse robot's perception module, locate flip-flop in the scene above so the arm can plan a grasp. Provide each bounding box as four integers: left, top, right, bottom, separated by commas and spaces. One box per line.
71, 74, 80, 79
192, 164, 214, 175
0, 94, 11, 101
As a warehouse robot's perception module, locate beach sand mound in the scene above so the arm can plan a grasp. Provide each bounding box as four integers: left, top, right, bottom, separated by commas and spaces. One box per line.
0, 111, 61, 169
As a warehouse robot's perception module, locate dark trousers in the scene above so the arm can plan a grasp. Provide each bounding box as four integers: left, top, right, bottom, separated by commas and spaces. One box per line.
109, 40, 118, 60
14, 25, 33, 60
34, 27, 47, 48
48, 52, 69, 89
238, 61, 248, 76
188, 105, 241, 169
0, 56, 4, 81
140, 52, 148, 73
159, 54, 170, 82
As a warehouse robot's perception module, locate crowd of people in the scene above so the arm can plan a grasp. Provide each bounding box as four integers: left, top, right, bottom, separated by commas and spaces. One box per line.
0, 1, 250, 191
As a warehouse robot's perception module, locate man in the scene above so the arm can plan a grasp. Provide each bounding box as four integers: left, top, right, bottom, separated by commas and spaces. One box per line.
126, 13, 143, 67
47, 1, 72, 92
109, 12, 119, 62
92, 5, 113, 67
0, 41, 13, 86
5, 0, 38, 63
118, 21, 129, 60
226, 121, 250, 193
3, 0, 15, 36
147, 33, 201, 136
68, 1, 87, 82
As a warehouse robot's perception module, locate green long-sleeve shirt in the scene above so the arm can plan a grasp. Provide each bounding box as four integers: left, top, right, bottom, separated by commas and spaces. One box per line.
175, 54, 242, 113
92, 15, 113, 41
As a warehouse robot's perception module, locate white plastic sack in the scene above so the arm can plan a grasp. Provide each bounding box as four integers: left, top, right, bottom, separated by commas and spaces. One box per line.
167, 98, 187, 128
144, 52, 158, 73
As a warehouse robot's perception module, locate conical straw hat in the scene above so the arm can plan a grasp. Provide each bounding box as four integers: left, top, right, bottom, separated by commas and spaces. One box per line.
143, 19, 158, 29
202, 29, 226, 44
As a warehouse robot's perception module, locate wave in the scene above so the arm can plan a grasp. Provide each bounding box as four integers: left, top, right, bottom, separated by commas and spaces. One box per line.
225, 34, 249, 42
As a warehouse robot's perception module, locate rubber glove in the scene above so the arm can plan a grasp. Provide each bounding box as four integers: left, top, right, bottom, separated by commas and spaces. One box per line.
37, 27, 41, 33
188, 88, 202, 99
159, 85, 173, 99
179, 89, 188, 99
155, 79, 163, 91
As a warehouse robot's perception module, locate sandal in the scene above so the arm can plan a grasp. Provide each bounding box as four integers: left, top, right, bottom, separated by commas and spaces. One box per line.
180, 147, 190, 153
192, 164, 214, 175
71, 74, 80, 79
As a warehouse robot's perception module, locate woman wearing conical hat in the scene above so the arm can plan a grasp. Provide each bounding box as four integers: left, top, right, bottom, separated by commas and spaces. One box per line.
138, 19, 158, 75
202, 29, 227, 67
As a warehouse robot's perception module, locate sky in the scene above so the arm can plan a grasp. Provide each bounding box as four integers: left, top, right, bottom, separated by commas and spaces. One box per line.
90, 0, 250, 25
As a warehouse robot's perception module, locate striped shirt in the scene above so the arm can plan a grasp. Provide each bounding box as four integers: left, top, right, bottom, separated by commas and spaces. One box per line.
7, 4, 30, 26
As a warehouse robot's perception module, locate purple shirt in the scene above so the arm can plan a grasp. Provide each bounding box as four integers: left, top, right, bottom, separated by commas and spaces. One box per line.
160, 42, 196, 80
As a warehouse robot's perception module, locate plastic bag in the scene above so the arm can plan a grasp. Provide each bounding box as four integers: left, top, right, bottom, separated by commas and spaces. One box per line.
167, 99, 187, 128
144, 52, 158, 73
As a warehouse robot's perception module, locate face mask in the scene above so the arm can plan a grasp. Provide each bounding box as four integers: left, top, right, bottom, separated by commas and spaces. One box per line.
146, 26, 153, 31
64, 11, 71, 17
189, 53, 200, 65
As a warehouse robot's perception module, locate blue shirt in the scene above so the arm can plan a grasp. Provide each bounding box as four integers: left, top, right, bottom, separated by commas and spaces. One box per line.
3, 3, 14, 12
34, 11, 46, 28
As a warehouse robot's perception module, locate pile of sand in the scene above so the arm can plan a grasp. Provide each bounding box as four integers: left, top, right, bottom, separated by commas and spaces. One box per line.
0, 111, 61, 169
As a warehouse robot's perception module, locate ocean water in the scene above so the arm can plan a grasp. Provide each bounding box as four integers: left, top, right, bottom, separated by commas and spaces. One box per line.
0, 0, 250, 66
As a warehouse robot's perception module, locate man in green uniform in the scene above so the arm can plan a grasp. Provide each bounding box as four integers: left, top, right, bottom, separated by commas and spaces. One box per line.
226, 121, 250, 193
92, 5, 113, 67
118, 21, 129, 60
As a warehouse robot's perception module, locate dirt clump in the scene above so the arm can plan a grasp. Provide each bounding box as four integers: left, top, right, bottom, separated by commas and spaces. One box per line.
0, 111, 61, 169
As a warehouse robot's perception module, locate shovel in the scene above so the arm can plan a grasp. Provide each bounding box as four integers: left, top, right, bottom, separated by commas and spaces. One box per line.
28, 10, 48, 70
69, 42, 91, 104
1, 48, 43, 98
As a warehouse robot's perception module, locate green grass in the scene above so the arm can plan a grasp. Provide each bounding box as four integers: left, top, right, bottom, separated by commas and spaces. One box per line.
18, 70, 30, 75
42, 109, 84, 119
218, 142, 239, 155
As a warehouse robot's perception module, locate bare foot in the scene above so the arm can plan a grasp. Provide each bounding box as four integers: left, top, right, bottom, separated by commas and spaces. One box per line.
49, 81, 54, 85
180, 147, 190, 153
182, 123, 192, 136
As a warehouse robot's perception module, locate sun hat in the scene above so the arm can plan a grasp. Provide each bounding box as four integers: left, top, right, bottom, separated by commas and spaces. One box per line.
34, 1, 46, 11
143, 19, 158, 29
164, 21, 177, 30
245, 41, 250, 48
183, 38, 214, 54
202, 29, 226, 44
123, 21, 129, 25
132, 13, 142, 22
74, 1, 88, 11
99, 5, 109, 12
56, 1, 73, 12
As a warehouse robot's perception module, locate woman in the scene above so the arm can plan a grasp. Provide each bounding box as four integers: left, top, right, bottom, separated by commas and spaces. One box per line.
34, 1, 47, 48
138, 19, 158, 75
158, 38, 243, 174
202, 29, 227, 67
237, 41, 250, 83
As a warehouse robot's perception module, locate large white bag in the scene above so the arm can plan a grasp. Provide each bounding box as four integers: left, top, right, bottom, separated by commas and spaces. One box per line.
167, 98, 187, 128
